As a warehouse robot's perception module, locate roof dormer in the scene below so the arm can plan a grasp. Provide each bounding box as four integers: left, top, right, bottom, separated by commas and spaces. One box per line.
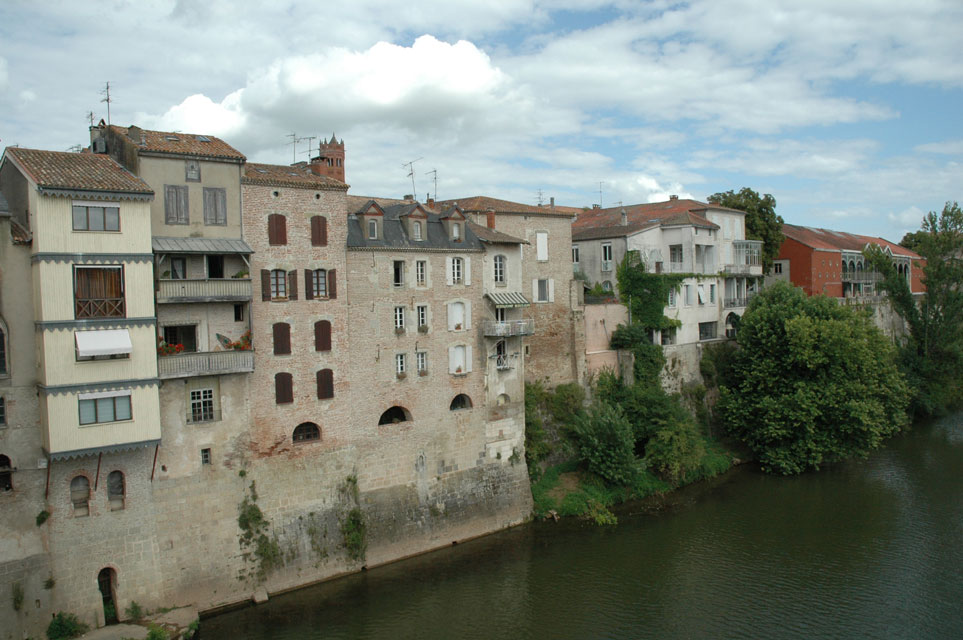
399, 204, 429, 242
441, 206, 466, 243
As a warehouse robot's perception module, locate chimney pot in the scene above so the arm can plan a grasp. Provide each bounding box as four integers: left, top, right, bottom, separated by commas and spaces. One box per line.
486, 209, 495, 229
669, 194, 678, 200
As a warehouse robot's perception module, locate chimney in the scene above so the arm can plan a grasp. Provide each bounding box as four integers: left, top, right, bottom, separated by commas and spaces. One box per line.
593, 204, 601, 209
621, 208, 627, 226
403, 194, 414, 202
486, 209, 495, 229
669, 194, 678, 200
550, 196, 555, 214
427, 197, 435, 208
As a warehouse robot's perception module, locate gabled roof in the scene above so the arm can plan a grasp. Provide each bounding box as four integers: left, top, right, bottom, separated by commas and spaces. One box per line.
466, 220, 526, 244
436, 195, 578, 217
572, 198, 722, 241
108, 125, 245, 161
347, 197, 483, 251
3, 147, 153, 195
242, 162, 347, 190
782, 223, 920, 259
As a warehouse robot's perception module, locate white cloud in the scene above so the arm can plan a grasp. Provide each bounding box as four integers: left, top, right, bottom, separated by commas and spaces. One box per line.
888, 206, 926, 228
19, 90, 36, 103
915, 139, 963, 155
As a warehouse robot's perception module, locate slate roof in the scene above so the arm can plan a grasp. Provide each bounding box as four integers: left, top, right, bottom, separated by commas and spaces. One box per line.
347, 199, 483, 251
572, 198, 723, 242
152, 237, 253, 254
466, 220, 526, 244
242, 162, 347, 190
781, 223, 920, 259
2, 147, 153, 195
436, 195, 578, 217
109, 125, 245, 161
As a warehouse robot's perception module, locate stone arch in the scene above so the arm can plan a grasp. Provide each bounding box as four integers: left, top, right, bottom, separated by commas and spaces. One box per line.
378, 406, 411, 425
450, 394, 473, 410
107, 470, 125, 511
97, 567, 118, 624
293, 422, 321, 443
496, 393, 511, 406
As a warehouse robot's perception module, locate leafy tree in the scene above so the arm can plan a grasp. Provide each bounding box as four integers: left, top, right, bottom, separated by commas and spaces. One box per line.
719, 282, 909, 474
707, 188, 784, 274
571, 401, 638, 485
865, 201, 963, 415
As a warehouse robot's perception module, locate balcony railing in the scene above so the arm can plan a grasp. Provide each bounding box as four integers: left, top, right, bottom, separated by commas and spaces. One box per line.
157, 278, 252, 303
481, 319, 535, 337
76, 297, 125, 318
841, 272, 881, 284
724, 292, 757, 309
158, 349, 254, 379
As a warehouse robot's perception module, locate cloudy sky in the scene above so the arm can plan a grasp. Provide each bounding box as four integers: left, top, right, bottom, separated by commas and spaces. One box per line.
1, 0, 960, 242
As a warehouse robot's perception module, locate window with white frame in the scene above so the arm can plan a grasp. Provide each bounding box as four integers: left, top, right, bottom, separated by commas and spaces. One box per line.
602, 243, 613, 271
493, 255, 506, 284
451, 257, 463, 284
416, 351, 427, 374
413, 221, 423, 241
449, 344, 470, 374
668, 287, 676, 307
452, 222, 461, 241
270, 269, 287, 299
368, 219, 378, 239
416, 260, 427, 285
78, 390, 132, 425
190, 388, 215, 423
73, 203, 120, 232
394, 306, 405, 330
311, 269, 327, 298
417, 305, 428, 329
536, 231, 548, 261
572, 245, 580, 265
534, 278, 553, 303
684, 284, 694, 306
395, 353, 406, 375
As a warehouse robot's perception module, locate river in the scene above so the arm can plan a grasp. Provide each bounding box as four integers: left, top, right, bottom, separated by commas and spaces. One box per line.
203, 412, 963, 639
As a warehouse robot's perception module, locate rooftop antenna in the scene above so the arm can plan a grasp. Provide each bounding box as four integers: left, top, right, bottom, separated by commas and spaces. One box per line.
426, 168, 437, 201
300, 136, 317, 160
67, 144, 83, 153
403, 157, 423, 197
286, 133, 298, 163
536, 189, 544, 206
86, 111, 96, 127
598, 181, 605, 208
100, 82, 112, 126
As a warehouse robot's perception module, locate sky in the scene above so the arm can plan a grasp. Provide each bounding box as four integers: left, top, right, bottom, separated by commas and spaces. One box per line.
1, 0, 961, 242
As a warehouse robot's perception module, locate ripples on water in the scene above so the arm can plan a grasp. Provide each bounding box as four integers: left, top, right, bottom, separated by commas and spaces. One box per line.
204, 414, 963, 640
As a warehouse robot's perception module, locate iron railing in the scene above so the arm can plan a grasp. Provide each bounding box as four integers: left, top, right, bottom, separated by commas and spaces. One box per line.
481, 319, 535, 337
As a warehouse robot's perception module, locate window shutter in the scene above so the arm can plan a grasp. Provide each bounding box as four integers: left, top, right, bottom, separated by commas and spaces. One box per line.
532, 279, 538, 301
446, 257, 453, 285
465, 345, 473, 372
464, 301, 472, 330
311, 216, 327, 247
464, 257, 471, 285
268, 215, 277, 245
288, 270, 298, 300
269, 214, 287, 245
178, 186, 189, 223
261, 270, 271, 301
315, 320, 331, 352
548, 279, 555, 302
317, 369, 334, 399
204, 188, 214, 224
304, 269, 314, 300
448, 346, 457, 373
164, 186, 176, 223
273, 323, 291, 355
328, 269, 337, 299
275, 373, 293, 404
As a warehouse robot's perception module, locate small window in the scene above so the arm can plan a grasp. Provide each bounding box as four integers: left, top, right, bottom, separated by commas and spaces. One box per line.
497, 393, 510, 406
0, 455, 11, 491
315, 320, 332, 352
185, 159, 201, 181
448, 301, 466, 331
275, 372, 294, 404
451, 258, 463, 284
107, 470, 125, 511
572, 245, 580, 264
493, 255, 506, 284
601, 243, 613, 270
449, 394, 472, 410
0, 397, 4, 426
667, 287, 676, 307
393, 261, 405, 287
536, 231, 548, 261
189, 388, 216, 423
661, 327, 677, 345
396, 353, 407, 375
416, 260, 427, 286
79, 392, 132, 425
317, 369, 334, 399
452, 222, 461, 241
394, 306, 406, 331
537, 279, 549, 302
416, 351, 427, 374
268, 214, 287, 245
72, 204, 120, 232
495, 340, 510, 370
203, 187, 227, 225
70, 475, 90, 516
378, 406, 411, 425
417, 305, 428, 330
602, 281, 612, 291
293, 422, 321, 443
774, 263, 783, 275
710, 284, 716, 304
201, 448, 212, 465
670, 245, 683, 264
270, 270, 287, 300
413, 221, 423, 241
311, 269, 328, 299
164, 185, 189, 224
234, 304, 244, 322
0, 324, 6, 375
169, 257, 187, 280
163, 325, 197, 353
699, 321, 717, 341
368, 219, 378, 240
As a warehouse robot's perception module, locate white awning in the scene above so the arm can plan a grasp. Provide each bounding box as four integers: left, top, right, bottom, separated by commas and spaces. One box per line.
75, 329, 132, 357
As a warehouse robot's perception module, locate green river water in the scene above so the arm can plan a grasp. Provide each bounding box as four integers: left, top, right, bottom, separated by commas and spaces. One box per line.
204, 412, 963, 639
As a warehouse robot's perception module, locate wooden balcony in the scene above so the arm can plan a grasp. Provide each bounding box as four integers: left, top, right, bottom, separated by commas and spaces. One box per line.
157, 278, 252, 303
481, 319, 535, 337
158, 349, 254, 379
76, 297, 125, 318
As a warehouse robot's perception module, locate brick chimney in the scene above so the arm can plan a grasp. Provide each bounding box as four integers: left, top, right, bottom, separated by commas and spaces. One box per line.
669, 194, 678, 200
307, 133, 345, 182
486, 209, 495, 229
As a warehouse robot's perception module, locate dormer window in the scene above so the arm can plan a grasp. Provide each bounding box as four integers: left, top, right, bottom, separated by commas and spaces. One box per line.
413, 221, 423, 241
452, 223, 461, 241
368, 219, 378, 240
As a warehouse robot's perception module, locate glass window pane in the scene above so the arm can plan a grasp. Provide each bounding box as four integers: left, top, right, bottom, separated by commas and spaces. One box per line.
97, 397, 115, 422
88, 207, 105, 231
79, 399, 96, 424
73, 206, 87, 230
115, 396, 132, 421
105, 207, 120, 231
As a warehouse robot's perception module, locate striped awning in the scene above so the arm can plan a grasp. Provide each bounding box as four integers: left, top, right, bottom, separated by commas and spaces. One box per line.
485, 292, 530, 308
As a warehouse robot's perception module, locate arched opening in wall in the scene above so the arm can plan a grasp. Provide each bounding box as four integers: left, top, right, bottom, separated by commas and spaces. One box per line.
0, 455, 12, 491
98, 567, 118, 624
378, 406, 411, 425
293, 422, 321, 443
450, 394, 472, 411
107, 471, 125, 511
602, 280, 612, 291
496, 393, 510, 406
725, 313, 740, 339
70, 475, 90, 517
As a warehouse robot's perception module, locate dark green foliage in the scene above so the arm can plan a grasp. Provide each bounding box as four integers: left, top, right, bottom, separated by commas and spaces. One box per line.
643, 418, 705, 485
615, 254, 684, 330
237, 482, 283, 579
146, 624, 169, 640
546, 383, 586, 425
571, 402, 637, 485
46, 612, 89, 639
341, 507, 367, 562
708, 188, 784, 274
610, 325, 667, 384
700, 341, 738, 389
720, 282, 909, 474
36, 510, 50, 526
125, 600, 144, 620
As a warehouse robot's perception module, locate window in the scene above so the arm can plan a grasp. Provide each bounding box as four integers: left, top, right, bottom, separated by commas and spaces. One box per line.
450, 394, 472, 410
417, 305, 428, 330
668, 287, 676, 307
448, 301, 466, 331
378, 406, 411, 425
670, 245, 683, 264
70, 476, 90, 516
169, 257, 187, 280
602, 243, 613, 271
534, 278, 553, 303
449, 344, 472, 374
268, 214, 287, 245
310, 269, 328, 299
269, 269, 287, 300
107, 471, 125, 511
275, 373, 293, 404
602, 281, 612, 291
311, 216, 328, 247
163, 325, 197, 353
317, 369, 334, 399
452, 222, 461, 241
396, 353, 407, 375
536, 231, 548, 261
0, 397, 5, 426
774, 263, 783, 275
315, 320, 332, 352
699, 321, 718, 341
495, 340, 509, 370
293, 422, 321, 443
416, 260, 427, 286
495, 307, 506, 323
0, 324, 8, 375
413, 221, 423, 241
72, 204, 120, 232
572, 245, 580, 264
450, 257, 463, 284
203, 187, 227, 225
74, 266, 124, 318
164, 185, 189, 224
201, 448, 212, 465
234, 304, 244, 322
661, 327, 677, 345
273, 323, 291, 355
79, 391, 132, 425
684, 284, 694, 306
710, 284, 716, 304
393, 260, 405, 287
394, 306, 406, 331
0, 455, 11, 491
493, 255, 506, 284
416, 351, 427, 374
185, 159, 200, 182
368, 219, 378, 239
190, 388, 215, 423
697, 285, 706, 305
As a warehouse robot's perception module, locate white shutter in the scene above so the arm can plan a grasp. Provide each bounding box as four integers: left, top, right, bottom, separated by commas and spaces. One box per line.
449, 346, 457, 373
446, 257, 453, 285
697, 285, 706, 304
464, 257, 471, 285
447, 302, 454, 331
548, 279, 555, 303
532, 279, 538, 301
536, 232, 548, 261
466, 345, 473, 372
464, 301, 472, 330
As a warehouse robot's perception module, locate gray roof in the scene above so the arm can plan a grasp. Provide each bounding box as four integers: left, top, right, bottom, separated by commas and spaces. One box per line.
347, 201, 484, 251
152, 236, 253, 254
466, 221, 526, 244
485, 292, 530, 307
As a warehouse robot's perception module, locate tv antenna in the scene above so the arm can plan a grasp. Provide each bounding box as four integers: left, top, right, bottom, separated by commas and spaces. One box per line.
86, 111, 96, 127
300, 136, 317, 160
536, 189, 544, 206
100, 82, 113, 125
426, 168, 437, 201
403, 157, 423, 197
598, 181, 605, 208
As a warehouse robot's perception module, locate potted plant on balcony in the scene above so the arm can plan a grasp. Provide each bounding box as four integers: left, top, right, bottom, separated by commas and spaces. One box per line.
395, 327, 405, 335
396, 371, 407, 380
157, 337, 184, 356
227, 330, 252, 351
232, 269, 249, 279
418, 368, 428, 376
454, 323, 462, 331
417, 324, 429, 333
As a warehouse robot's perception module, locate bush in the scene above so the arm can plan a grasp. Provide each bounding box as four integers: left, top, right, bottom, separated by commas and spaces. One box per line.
643, 419, 706, 484
147, 624, 169, 640
571, 402, 637, 486
46, 612, 89, 639
125, 600, 144, 620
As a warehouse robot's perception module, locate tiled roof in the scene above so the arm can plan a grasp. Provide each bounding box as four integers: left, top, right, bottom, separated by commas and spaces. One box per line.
571, 199, 720, 241
346, 194, 418, 213
242, 162, 347, 190
436, 196, 576, 217
782, 223, 920, 259
347, 199, 483, 251
109, 125, 245, 161
466, 220, 526, 244
3, 147, 153, 194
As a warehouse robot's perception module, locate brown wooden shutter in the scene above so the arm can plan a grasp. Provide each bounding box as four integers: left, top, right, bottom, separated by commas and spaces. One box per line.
311, 216, 328, 247
304, 269, 314, 300
328, 269, 337, 299
315, 320, 331, 352
288, 270, 298, 300
275, 373, 293, 404
268, 214, 287, 245
319, 217, 327, 246
260, 270, 271, 301
164, 186, 176, 223
317, 369, 334, 399
272, 323, 291, 355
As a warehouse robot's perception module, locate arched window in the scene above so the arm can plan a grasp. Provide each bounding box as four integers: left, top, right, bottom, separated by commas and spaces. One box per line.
378, 406, 411, 425
0, 455, 12, 491
452, 222, 461, 241
70, 475, 90, 517
602, 280, 612, 291
412, 221, 423, 241
107, 470, 125, 510
496, 393, 510, 406
493, 255, 506, 284
268, 214, 287, 245
495, 340, 509, 369
449, 394, 472, 410
293, 422, 321, 443
725, 312, 740, 339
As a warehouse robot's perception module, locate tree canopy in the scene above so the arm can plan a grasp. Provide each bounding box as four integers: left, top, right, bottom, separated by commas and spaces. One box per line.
719, 282, 908, 474
707, 188, 784, 274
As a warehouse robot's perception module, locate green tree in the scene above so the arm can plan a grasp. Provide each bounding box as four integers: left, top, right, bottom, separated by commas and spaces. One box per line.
571, 401, 638, 485
719, 282, 909, 474
865, 201, 963, 415
707, 188, 784, 273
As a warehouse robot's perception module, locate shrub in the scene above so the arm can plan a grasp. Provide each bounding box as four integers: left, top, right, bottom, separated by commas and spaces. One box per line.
571, 402, 637, 486
644, 419, 705, 485
46, 612, 89, 639
125, 600, 144, 620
